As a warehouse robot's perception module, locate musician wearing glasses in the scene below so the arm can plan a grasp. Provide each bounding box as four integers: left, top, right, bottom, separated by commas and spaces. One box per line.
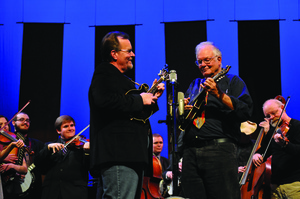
0, 115, 26, 199
89, 31, 165, 199
180, 41, 253, 199
253, 98, 300, 199
36, 115, 90, 199
0, 112, 44, 199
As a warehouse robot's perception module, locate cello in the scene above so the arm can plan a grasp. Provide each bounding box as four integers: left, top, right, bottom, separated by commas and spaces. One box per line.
141, 155, 164, 199
240, 126, 270, 199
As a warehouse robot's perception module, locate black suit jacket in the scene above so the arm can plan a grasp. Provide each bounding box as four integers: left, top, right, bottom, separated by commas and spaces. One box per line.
89, 62, 158, 177
159, 156, 170, 173
37, 138, 89, 199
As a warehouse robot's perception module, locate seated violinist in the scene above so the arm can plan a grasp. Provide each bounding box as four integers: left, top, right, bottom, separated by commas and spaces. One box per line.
0, 115, 28, 195
36, 115, 90, 199
0, 115, 27, 163
252, 98, 300, 199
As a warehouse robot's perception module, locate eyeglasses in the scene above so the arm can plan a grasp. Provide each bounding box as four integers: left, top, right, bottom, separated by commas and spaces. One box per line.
195, 55, 218, 66
118, 49, 133, 54
16, 118, 30, 123
265, 109, 279, 119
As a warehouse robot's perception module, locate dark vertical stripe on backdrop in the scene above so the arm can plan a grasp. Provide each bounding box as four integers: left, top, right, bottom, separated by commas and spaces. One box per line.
20, 23, 64, 142
165, 21, 207, 153
165, 21, 206, 93
238, 20, 281, 132
95, 26, 135, 81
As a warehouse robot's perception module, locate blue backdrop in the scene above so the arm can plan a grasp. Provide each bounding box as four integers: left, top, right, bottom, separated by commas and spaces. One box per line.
1, 0, 300, 160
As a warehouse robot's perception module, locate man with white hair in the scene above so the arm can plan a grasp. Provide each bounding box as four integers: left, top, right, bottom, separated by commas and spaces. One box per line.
180, 41, 253, 199
253, 98, 300, 198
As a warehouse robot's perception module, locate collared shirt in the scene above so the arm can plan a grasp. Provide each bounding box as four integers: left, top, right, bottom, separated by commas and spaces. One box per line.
184, 74, 253, 143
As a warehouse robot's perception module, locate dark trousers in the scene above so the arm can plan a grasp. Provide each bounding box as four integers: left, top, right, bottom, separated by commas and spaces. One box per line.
181, 142, 241, 199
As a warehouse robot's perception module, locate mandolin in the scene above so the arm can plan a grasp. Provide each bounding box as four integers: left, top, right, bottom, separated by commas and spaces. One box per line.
178, 65, 231, 131
126, 68, 169, 123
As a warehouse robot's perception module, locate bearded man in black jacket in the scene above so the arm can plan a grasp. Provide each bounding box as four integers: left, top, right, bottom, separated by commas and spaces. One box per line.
89, 31, 164, 199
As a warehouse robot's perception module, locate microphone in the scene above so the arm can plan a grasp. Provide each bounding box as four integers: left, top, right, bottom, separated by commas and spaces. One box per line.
169, 70, 177, 83
178, 92, 185, 116
168, 93, 173, 116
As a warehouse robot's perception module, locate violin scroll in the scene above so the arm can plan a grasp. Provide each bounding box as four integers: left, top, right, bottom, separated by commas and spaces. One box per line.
275, 95, 286, 105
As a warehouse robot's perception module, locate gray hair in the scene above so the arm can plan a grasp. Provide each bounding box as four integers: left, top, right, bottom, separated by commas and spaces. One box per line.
195, 41, 222, 59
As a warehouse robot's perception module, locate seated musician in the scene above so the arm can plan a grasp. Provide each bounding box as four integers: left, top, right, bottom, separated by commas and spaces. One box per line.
0, 115, 27, 166
252, 98, 300, 199
161, 157, 183, 197
36, 115, 90, 199
153, 133, 169, 172
160, 131, 184, 198
11, 112, 44, 199
0, 115, 27, 198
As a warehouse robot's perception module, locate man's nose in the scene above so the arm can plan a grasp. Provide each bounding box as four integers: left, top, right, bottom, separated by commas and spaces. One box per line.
199, 62, 208, 68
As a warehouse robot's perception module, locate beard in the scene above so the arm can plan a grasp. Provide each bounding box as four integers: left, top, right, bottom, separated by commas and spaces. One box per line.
14, 125, 29, 135
270, 117, 280, 127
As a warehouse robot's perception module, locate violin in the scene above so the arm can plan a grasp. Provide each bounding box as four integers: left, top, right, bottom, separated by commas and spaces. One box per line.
0, 129, 29, 150
0, 130, 20, 144
66, 135, 89, 149
0, 100, 31, 149
54, 124, 90, 154
275, 121, 290, 143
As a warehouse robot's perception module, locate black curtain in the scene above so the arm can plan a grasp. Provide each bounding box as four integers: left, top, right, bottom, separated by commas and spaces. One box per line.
20, 23, 64, 142
165, 20, 207, 153
238, 20, 281, 138
165, 21, 207, 93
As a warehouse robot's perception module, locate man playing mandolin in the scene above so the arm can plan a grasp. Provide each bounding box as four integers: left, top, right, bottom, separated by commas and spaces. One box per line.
89, 31, 165, 199
180, 41, 253, 199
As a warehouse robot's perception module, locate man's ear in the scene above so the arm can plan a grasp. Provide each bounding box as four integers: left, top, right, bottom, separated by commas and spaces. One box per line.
111, 50, 118, 61
56, 129, 61, 135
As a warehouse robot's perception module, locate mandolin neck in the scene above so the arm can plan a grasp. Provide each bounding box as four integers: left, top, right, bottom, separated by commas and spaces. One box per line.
147, 78, 163, 94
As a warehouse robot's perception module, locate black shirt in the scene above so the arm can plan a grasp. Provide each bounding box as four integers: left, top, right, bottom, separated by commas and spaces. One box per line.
184, 74, 253, 143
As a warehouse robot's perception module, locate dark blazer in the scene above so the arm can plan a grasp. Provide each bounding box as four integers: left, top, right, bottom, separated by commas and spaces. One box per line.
89, 62, 158, 176
37, 138, 89, 199
160, 156, 170, 173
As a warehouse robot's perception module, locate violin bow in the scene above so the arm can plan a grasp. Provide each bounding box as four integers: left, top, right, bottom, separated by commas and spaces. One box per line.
0, 100, 31, 132
262, 96, 290, 158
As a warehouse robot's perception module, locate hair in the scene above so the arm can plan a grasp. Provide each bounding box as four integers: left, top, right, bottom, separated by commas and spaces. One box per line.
0, 115, 11, 131
12, 112, 28, 121
195, 41, 222, 59
100, 31, 130, 62
153, 133, 163, 140
54, 115, 75, 131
